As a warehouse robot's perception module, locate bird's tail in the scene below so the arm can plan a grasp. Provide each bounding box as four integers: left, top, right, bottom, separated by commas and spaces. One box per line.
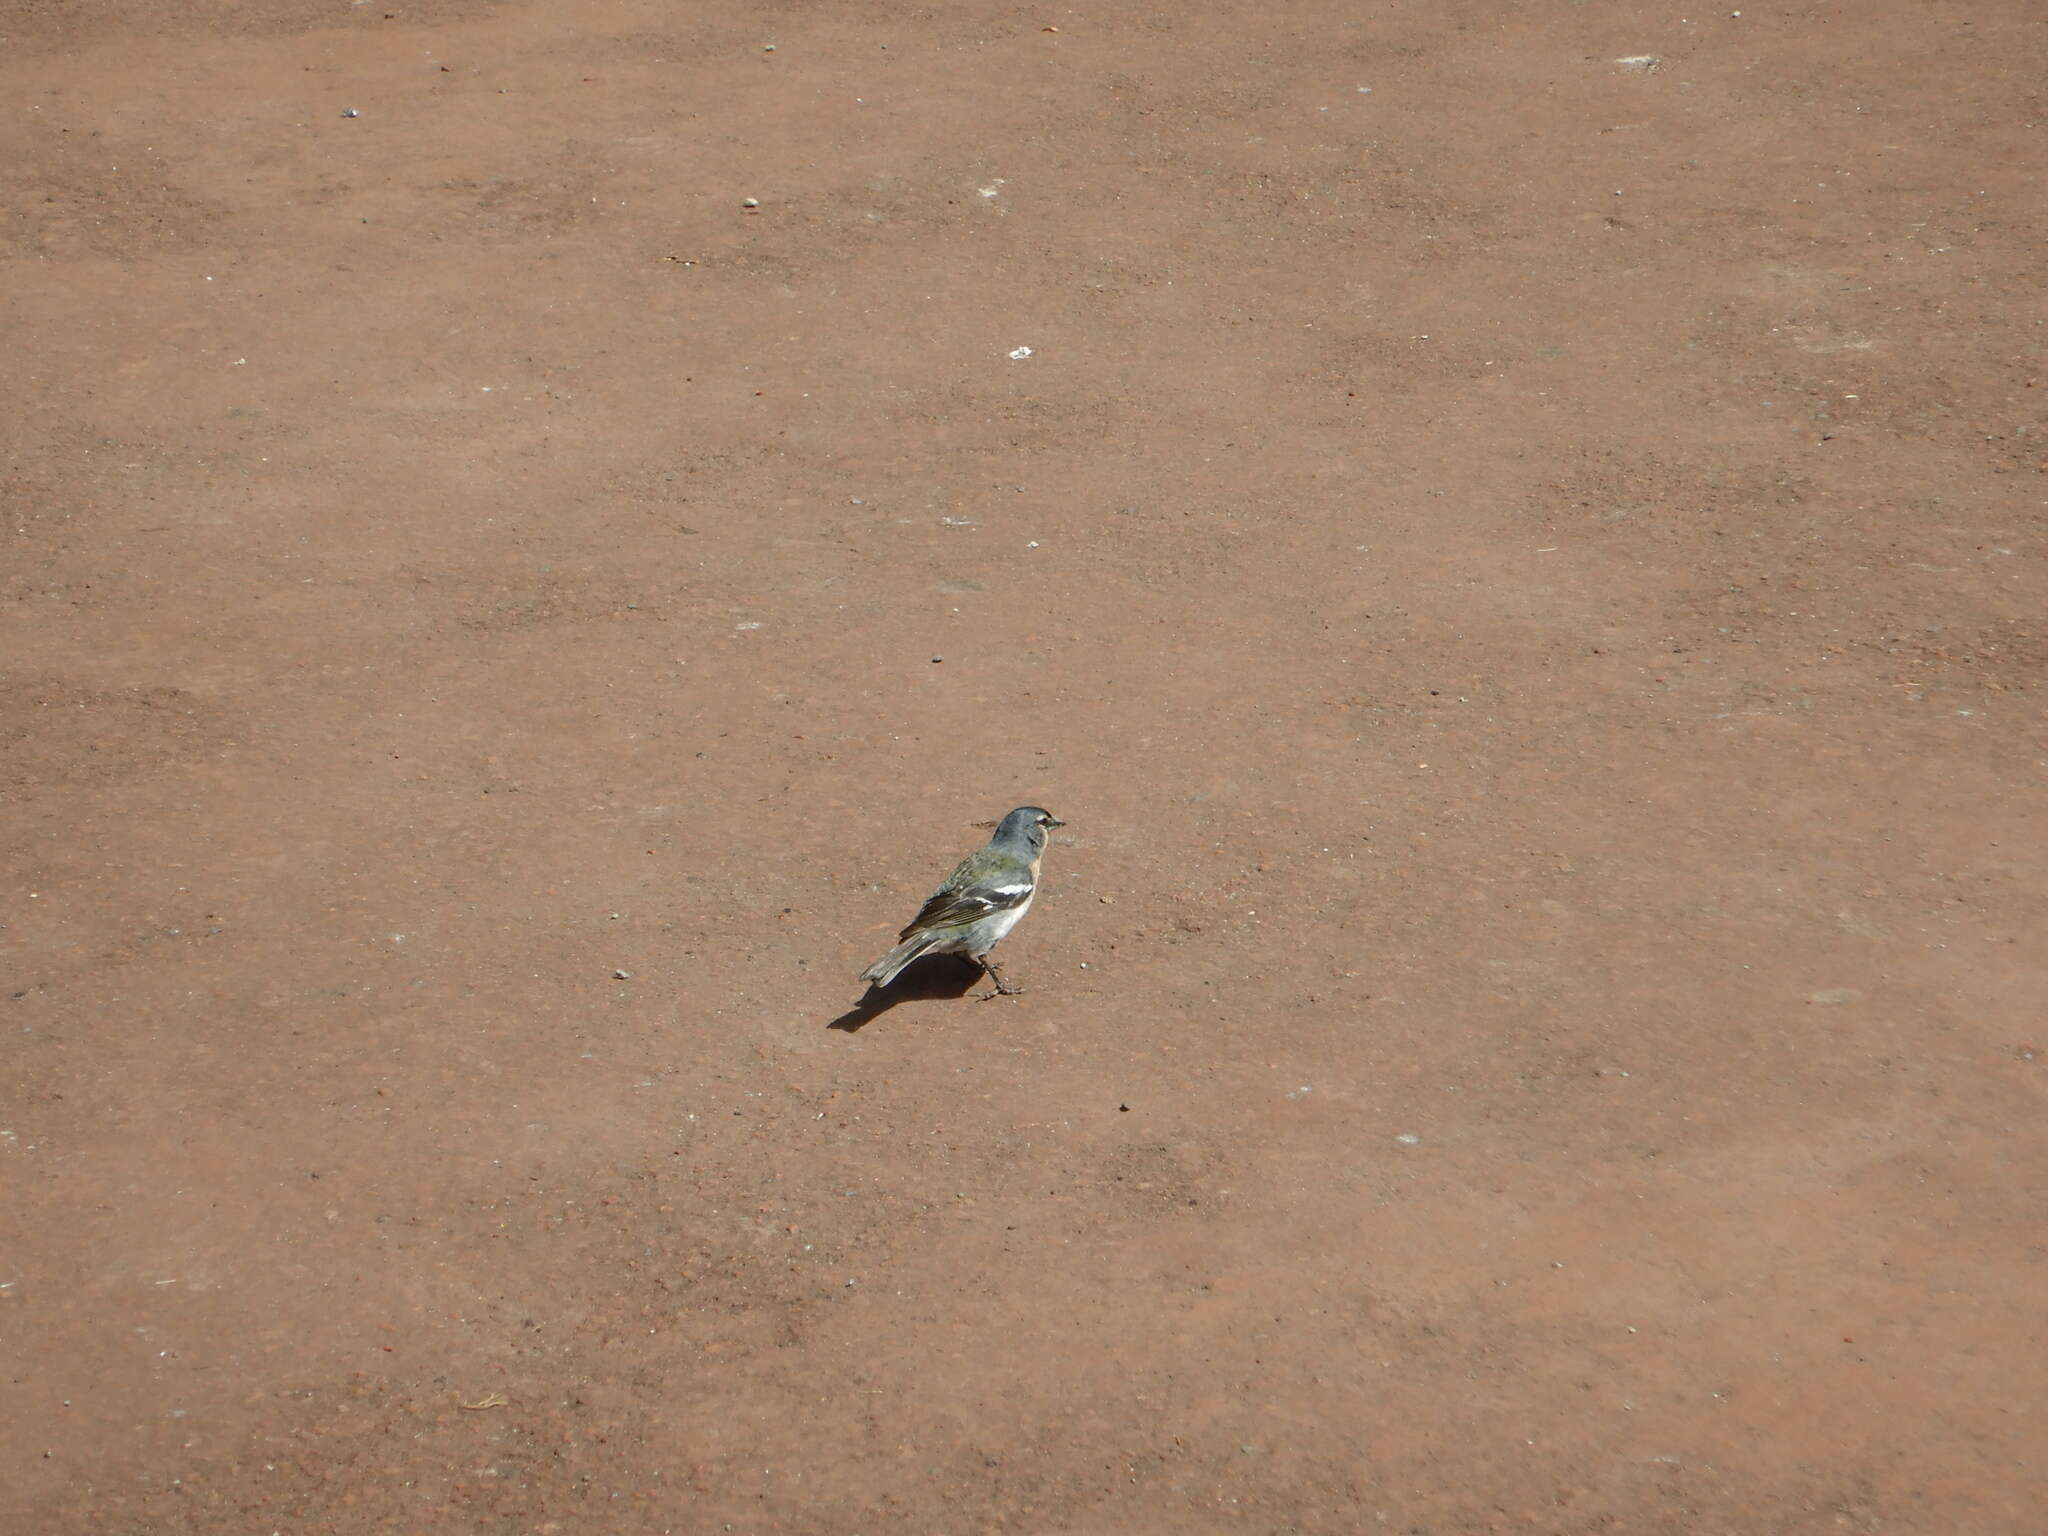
859, 932, 943, 989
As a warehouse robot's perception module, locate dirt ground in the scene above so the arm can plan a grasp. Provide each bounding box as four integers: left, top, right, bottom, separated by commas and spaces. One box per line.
4, 1, 2044, 1531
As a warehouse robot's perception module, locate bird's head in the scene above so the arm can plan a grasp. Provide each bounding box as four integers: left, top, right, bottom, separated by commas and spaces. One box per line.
995, 806, 1064, 846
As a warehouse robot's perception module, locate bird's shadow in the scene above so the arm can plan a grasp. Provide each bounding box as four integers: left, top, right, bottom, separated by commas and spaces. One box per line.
827, 954, 985, 1032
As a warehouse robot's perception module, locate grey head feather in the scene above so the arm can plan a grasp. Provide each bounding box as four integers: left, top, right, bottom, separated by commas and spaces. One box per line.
991, 805, 1062, 854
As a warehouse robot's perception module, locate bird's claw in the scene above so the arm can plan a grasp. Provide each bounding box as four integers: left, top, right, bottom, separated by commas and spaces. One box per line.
977, 965, 1025, 1000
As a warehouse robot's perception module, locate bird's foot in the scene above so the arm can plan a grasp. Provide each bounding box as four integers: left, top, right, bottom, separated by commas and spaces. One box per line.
977, 961, 1024, 1000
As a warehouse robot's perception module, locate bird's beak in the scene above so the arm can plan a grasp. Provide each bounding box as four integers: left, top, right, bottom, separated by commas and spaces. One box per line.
1046, 817, 1066, 828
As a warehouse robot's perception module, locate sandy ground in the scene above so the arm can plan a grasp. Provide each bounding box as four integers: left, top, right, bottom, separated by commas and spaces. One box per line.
5, 1, 2045, 1531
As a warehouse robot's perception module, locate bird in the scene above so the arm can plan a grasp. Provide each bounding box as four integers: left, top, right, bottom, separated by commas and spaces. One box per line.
859, 807, 1064, 997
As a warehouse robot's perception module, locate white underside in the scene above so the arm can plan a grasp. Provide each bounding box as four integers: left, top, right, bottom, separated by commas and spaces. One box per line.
928, 889, 1033, 957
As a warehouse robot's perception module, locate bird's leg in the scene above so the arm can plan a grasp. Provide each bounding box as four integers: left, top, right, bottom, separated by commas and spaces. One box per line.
978, 956, 1024, 998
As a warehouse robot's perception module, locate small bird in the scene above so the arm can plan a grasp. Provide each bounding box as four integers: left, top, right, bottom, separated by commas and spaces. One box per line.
859, 807, 1064, 996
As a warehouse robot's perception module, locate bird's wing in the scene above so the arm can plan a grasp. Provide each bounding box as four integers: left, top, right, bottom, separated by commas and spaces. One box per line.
897, 851, 1034, 940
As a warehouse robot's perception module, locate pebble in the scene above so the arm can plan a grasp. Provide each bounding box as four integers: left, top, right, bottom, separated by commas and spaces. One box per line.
741, 197, 760, 209
341, 108, 361, 118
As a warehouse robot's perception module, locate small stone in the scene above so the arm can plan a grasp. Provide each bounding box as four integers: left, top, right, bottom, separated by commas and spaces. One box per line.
341, 108, 361, 118
741, 197, 760, 209
1394, 1132, 1421, 1145
613, 969, 631, 980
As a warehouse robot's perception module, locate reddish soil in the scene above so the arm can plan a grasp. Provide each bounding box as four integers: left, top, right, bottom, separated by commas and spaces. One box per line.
5, 2, 2044, 1531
